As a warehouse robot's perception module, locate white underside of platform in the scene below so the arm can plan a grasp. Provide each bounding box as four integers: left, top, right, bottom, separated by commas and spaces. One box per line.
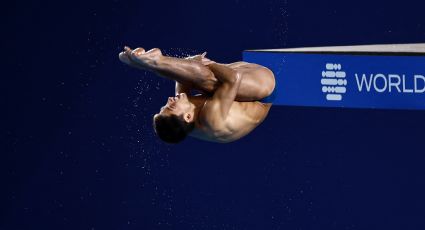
246, 43, 425, 53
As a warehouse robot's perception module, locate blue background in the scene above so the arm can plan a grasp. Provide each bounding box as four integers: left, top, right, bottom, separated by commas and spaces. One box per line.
3, 0, 425, 229
244, 52, 425, 109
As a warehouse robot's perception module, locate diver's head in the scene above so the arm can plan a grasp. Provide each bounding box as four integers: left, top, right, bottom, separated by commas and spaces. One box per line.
153, 93, 196, 143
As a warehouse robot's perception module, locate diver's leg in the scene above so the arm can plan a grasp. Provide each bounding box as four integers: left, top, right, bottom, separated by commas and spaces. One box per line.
119, 47, 218, 93
230, 64, 276, 101
203, 62, 275, 101
119, 47, 275, 101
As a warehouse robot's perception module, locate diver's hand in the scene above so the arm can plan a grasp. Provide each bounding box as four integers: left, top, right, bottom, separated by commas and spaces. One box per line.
185, 52, 207, 62
186, 52, 215, 65
201, 56, 215, 66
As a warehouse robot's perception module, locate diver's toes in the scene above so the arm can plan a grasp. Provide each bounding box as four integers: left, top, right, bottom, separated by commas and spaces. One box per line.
119, 52, 132, 65
133, 47, 145, 56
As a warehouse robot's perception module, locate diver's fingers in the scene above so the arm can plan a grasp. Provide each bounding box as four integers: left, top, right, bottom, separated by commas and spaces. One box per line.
201, 57, 215, 65
201, 52, 207, 57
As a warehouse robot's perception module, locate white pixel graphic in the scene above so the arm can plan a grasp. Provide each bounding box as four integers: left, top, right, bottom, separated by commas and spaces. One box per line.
321, 63, 347, 101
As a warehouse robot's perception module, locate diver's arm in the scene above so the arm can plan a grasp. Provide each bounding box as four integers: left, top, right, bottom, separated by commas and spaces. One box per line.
207, 63, 238, 84
175, 82, 192, 95
202, 64, 242, 121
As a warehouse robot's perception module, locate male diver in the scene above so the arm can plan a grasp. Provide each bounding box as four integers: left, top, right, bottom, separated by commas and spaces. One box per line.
119, 46, 275, 143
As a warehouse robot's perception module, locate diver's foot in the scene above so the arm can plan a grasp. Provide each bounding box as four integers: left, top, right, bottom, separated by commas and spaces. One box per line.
119, 46, 163, 69
119, 49, 143, 69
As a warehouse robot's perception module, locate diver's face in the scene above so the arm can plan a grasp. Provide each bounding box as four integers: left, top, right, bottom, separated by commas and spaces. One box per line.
159, 93, 191, 116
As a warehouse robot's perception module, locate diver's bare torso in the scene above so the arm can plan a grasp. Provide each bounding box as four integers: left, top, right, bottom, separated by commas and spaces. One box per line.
188, 94, 272, 143
119, 47, 275, 143
186, 61, 274, 143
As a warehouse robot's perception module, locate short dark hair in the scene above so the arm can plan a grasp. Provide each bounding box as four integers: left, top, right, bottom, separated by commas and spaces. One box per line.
153, 114, 195, 143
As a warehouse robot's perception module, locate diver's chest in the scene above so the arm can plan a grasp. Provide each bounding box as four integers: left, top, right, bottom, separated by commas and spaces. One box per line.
228, 103, 264, 122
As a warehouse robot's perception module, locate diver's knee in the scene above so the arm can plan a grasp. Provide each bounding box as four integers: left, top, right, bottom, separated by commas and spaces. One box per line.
257, 68, 276, 98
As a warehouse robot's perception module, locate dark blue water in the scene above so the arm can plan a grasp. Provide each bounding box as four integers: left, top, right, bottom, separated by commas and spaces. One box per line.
3, 0, 425, 229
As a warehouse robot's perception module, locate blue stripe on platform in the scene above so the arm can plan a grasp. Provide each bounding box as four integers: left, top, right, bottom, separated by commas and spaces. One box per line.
243, 51, 425, 110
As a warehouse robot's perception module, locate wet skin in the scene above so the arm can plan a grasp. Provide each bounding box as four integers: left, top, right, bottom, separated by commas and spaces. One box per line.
119, 46, 274, 143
